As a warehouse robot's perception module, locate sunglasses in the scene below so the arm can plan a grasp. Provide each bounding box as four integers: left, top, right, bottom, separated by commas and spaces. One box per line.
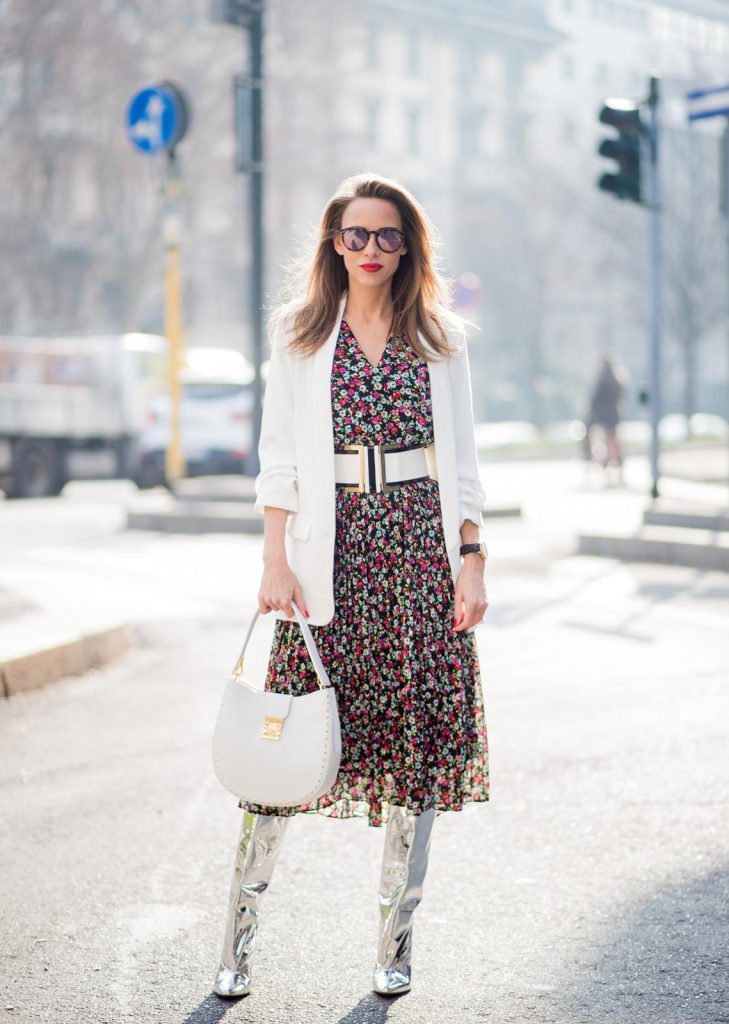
339, 226, 406, 254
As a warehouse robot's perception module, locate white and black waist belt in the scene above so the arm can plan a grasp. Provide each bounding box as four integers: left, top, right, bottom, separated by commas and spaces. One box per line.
334, 442, 436, 494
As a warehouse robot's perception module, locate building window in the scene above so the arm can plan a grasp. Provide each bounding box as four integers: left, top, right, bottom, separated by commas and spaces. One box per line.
590, 0, 647, 31
406, 30, 420, 76
365, 24, 378, 68
595, 61, 608, 85
364, 96, 381, 148
405, 102, 422, 155
461, 107, 485, 158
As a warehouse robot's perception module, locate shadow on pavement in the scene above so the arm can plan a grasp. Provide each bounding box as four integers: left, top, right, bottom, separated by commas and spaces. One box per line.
337, 992, 398, 1022
182, 994, 235, 1022
179, 990, 397, 1023
558, 865, 729, 1023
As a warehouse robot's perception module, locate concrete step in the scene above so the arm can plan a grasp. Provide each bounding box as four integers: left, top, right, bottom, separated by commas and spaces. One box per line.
578, 522, 729, 572
643, 500, 729, 532
127, 500, 262, 534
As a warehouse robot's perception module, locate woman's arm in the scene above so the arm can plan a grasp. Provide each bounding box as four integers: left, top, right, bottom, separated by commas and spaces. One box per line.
254, 318, 309, 617
448, 330, 488, 632
253, 318, 299, 517
446, 332, 487, 536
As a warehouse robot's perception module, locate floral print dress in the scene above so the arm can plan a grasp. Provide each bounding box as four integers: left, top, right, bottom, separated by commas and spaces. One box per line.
239, 319, 489, 828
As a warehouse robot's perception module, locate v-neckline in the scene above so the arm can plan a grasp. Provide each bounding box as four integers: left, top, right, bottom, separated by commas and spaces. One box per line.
342, 318, 390, 372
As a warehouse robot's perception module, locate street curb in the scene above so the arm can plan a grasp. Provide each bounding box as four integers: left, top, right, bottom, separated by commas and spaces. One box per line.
0, 624, 136, 699
578, 533, 729, 572
643, 508, 729, 532
127, 500, 522, 534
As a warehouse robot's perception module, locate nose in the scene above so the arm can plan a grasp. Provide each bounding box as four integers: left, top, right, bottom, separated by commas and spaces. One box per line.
363, 233, 382, 258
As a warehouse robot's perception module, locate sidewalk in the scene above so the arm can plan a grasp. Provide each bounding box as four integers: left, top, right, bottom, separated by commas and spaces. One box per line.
1, 447, 727, 697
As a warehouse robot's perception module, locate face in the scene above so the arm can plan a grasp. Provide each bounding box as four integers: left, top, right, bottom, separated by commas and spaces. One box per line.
332, 197, 408, 288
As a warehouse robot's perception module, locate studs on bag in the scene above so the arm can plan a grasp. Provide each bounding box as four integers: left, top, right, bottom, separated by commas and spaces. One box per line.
261, 715, 284, 741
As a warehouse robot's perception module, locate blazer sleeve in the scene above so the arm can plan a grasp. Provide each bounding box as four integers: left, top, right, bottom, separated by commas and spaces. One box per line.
253, 319, 299, 515
447, 333, 487, 531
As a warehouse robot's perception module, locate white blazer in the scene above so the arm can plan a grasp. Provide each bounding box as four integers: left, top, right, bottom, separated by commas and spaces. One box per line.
254, 291, 486, 625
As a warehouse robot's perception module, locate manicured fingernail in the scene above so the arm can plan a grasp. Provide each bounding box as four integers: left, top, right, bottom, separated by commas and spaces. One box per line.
305, 611, 310, 618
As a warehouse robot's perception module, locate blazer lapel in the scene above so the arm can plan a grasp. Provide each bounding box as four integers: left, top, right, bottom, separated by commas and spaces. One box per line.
310, 292, 348, 536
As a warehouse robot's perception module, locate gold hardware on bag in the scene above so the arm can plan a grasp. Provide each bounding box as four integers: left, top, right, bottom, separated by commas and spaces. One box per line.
261, 715, 284, 741
233, 655, 245, 681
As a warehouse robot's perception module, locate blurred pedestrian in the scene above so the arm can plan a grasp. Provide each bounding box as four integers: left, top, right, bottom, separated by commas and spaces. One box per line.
213, 173, 490, 1000
584, 353, 627, 482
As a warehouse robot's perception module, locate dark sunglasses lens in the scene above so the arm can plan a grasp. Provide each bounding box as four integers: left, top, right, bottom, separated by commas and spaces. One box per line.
342, 228, 367, 251
378, 230, 403, 252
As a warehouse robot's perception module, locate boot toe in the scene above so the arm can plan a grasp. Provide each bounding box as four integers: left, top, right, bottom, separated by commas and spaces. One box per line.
213, 964, 252, 998
373, 963, 411, 995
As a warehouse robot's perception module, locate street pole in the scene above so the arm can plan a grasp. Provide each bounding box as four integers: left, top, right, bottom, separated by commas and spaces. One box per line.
211, 0, 265, 478
722, 122, 729, 498
248, 3, 264, 478
163, 149, 186, 484
646, 74, 662, 500
685, 81, 729, 503
125, 82, 190, 487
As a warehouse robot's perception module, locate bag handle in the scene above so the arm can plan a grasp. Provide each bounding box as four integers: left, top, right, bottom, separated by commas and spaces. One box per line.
231, 599, 332, 691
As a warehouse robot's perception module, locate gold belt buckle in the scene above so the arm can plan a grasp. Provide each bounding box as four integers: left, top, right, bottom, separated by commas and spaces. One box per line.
378, 443, 398, 493
340, 443, 365, 492
261, 715, 284, 741
340, 443, 400, 493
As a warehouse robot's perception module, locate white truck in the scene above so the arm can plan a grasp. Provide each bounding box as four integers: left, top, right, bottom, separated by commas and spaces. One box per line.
0, 333, 168, 498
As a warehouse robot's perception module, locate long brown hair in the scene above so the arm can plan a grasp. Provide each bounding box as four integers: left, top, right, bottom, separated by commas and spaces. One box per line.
268, 173, 466, 361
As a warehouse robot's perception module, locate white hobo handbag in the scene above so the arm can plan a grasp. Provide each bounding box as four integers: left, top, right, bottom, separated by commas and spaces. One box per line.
212, 599, 342, 807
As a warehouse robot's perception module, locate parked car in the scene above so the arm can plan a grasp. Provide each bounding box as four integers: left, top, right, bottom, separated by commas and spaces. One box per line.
0, 332, 167, 498
134, 346, 258, 487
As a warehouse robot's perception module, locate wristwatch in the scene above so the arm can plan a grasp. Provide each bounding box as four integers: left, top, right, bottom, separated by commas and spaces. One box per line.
460, 542, 488, 562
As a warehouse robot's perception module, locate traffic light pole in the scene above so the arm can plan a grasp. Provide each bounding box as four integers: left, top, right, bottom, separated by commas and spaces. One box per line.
646, 75, 662, 499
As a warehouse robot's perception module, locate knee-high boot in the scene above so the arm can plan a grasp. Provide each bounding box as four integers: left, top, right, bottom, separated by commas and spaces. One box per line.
373, 805, 436, 996
213, 811, 289, 998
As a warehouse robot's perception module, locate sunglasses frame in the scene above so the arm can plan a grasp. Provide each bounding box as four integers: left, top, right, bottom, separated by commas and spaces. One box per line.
338, 226, 406, 254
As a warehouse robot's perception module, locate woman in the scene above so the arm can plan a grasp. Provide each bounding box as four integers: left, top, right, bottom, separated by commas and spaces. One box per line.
585, 353, 626, 476
213, 173, 490, 1000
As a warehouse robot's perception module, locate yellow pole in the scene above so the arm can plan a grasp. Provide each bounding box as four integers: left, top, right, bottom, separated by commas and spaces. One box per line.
163, 155, 185, 484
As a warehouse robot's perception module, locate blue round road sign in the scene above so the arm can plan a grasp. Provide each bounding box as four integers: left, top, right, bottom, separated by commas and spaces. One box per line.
126, 84, 188, 155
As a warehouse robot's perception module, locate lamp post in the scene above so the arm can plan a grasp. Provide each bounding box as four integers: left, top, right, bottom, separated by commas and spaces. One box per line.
211, 0, 265, 477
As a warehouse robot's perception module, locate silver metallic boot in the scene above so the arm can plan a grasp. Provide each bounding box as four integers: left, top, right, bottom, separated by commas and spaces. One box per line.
213, 811, 289, 998
373, 805, 436, 996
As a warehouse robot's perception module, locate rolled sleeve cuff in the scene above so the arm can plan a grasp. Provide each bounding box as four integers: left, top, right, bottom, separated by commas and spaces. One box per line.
460, 502, 487, 530
459, 479, 487, 530
253, 472, 299, 515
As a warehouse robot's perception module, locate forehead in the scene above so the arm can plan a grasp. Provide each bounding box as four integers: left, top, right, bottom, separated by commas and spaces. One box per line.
341, 197, 402, 228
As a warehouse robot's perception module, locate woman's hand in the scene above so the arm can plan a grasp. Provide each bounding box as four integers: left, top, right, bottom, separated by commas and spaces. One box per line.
258, 555, 310, 619
452, 558, 488, 632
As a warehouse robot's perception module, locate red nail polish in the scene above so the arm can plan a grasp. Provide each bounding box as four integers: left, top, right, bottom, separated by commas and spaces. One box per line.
305, 611, 310, 618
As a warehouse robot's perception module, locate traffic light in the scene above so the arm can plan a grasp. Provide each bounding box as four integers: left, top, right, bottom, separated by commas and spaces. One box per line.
597, 100, 643, 204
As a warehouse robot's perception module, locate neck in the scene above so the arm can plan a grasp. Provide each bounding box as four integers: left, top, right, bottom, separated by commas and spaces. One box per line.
343, 280, 394, 323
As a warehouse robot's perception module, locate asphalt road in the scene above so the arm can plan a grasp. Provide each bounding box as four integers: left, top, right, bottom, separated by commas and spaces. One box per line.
1, 468, 728, 1023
